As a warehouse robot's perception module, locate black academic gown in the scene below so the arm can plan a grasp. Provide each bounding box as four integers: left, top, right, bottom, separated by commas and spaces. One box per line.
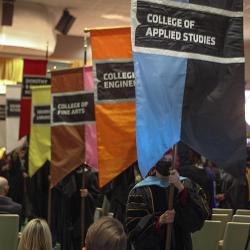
72, 167, 100, 250
220, 171, 248, 209
126, 177, 205, 250
103, 165, 136, 225
51, 167, 100, 250
180, 164, 214, 209
27, 161, 49, 219
8, 152, 25, 208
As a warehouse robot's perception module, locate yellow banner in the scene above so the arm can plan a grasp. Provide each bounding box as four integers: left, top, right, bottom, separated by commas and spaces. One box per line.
29, 85, 51, 176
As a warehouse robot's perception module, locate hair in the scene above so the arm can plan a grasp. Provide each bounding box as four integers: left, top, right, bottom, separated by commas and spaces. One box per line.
0, 176, 9, 195
188, 149, 202, 164
18, 219, 52, 250
85, 217, 127, 250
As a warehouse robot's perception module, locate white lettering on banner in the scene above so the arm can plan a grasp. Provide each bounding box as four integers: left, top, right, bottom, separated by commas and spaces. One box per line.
147, 14, 184, 28
103, 72, 135, 81
37, 109, 50, 115
182, 33, 216, 46
58, 102, 81, 109
145, 27, 216, 46
25, 79, 48, 84
58, 110, 70, 115
145, 28, 182, 40
144, 13, 216, 46
102, 71, 135, 89
10, 104, 20, 113
36, 115, 50, 121
104, 80, 135, 89
57, 101, 89, 116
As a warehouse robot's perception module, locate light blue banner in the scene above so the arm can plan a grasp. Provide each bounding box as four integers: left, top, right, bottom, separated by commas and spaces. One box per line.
134, 52, 187, 176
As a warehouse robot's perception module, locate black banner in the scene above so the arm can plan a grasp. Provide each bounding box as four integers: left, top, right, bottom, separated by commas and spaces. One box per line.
0, 105, 5, 121
22, 77, 51, 97
96, 62, 135, 101
135, 1, 243, 58
33, 105, 51, 125
189, 0, 242, 12
53, 93, 95, 124
7, 100, 20, 117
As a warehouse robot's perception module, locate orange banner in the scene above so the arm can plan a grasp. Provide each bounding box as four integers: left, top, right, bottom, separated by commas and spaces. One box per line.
90, 27, 137, 187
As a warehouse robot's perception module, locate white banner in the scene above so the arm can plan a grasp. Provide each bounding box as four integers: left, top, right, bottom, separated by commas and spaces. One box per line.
6, 85, 26, 153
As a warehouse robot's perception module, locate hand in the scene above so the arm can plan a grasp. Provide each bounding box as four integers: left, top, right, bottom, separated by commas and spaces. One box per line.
159, 209, 175, 224
1, 164, 9, 171
215, 193, 225, 201
168, 170, 184, 192
80, 188, 88, 198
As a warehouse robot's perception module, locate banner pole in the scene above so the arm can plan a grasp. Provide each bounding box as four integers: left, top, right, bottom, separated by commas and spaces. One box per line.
83, 30, 88, 66
45, 41, 49, 60
80, 164, 87, 248
44, 46, 50, 225
84, 26, 130, 33
165, 144, 178, 250
81, 31, 89, 248
48, 163, 52, 226
48, 184, 52, 226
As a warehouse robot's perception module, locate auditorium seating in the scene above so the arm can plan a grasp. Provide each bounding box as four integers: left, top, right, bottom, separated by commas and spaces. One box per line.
212, 214, 231, 240
220, 222, 250, 250
212, 208, 233, 220
192, 220, 222, 250
192, 209, 250, 250
232, 215, 250, 223
236, 209, 250, 216
0, 214, 19, 250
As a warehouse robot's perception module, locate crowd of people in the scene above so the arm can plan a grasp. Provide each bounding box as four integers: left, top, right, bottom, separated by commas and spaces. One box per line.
0, 141, 250, 250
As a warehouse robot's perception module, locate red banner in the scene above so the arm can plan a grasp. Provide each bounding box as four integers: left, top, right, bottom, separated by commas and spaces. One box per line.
19, 59, 48, 139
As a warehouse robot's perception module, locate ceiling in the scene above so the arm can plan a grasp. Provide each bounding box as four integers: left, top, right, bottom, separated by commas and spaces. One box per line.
18, 0, 131, 36
17, 0, 250, 39
0, 0, 250, 60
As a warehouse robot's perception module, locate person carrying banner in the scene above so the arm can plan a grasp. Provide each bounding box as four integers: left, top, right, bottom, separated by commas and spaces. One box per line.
126, 153, 208, 250
51, 165, 101, 250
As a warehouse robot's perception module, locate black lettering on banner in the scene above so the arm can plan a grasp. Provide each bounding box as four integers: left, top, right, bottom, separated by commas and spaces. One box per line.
33, 105, 51, 125
96, 62, 135, 101
135, 1, 243, 58
6, 100, 20, 117
0, 105, 5, 121
22, 77, 51, 97
53, 93, 95, 124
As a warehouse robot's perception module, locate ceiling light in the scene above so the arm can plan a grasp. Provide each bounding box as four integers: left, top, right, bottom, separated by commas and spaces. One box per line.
101, 14, 130, 22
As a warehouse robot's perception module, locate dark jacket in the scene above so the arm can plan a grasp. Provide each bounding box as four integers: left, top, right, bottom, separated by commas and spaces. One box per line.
0, 196, 22, 216
220, 171, 248, 210
179, 165, 214, 209
126, 178, 206, 250
51, 166, 100, 250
